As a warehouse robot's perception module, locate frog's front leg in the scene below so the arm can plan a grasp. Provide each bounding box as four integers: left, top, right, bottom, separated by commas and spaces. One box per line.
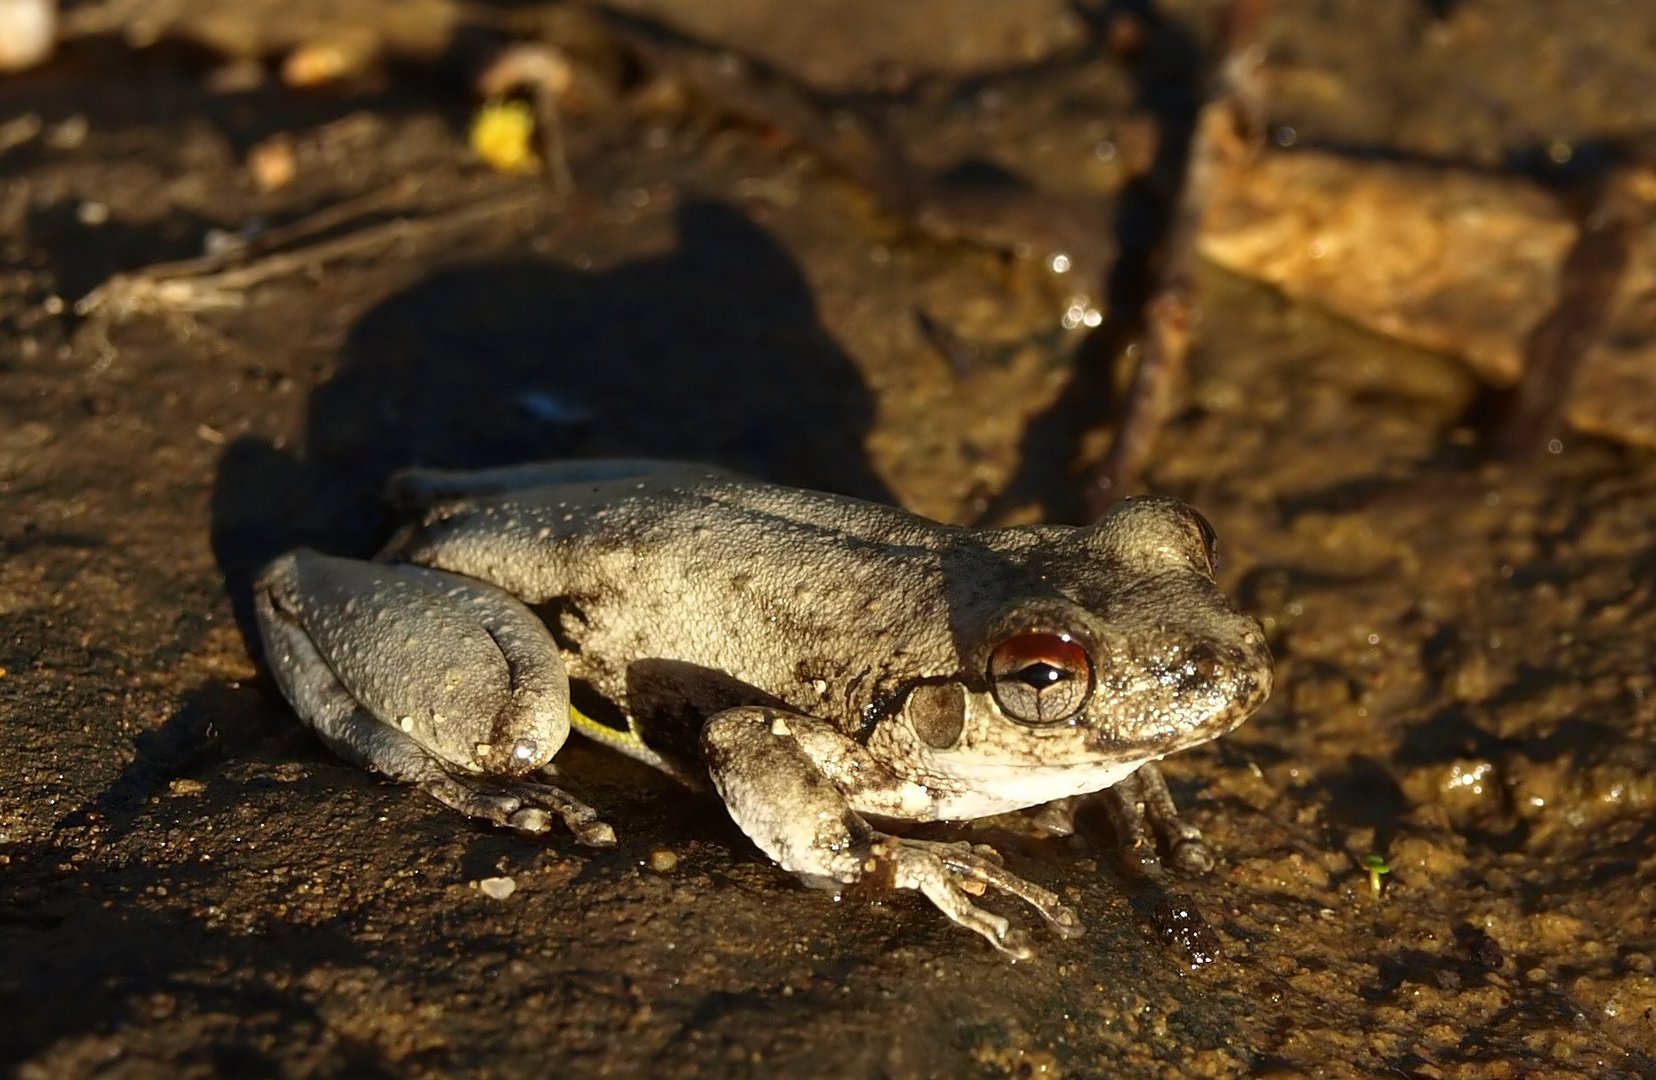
254, 550, 614, 846
1102, 763, 1213, 874
701, 706, 1083, 959
1015, 768, 1214, 873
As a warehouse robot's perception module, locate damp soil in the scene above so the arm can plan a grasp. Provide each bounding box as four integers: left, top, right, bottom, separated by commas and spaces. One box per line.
3, 1, 1656, 1077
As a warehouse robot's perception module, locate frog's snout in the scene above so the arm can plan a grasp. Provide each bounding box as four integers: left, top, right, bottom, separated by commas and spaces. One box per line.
1198, 632, 1274, 728
1087, 625, 1273, 752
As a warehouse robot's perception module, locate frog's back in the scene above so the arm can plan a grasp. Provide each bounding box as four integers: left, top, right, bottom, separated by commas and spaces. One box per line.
397, 470, 951, 585
589, 468, 955, 552
388, 468, 1036, 725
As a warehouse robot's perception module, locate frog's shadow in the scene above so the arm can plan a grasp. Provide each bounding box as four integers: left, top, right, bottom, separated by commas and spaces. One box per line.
211, 198, 890, 644
152, 198, 889, 846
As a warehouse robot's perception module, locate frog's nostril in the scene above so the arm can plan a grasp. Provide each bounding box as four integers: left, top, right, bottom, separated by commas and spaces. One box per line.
1187, 643, 1224, 681
1170, 642, 1240, 699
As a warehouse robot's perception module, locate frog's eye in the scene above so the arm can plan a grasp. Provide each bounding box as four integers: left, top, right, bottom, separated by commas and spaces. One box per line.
988, 632, 1094, 725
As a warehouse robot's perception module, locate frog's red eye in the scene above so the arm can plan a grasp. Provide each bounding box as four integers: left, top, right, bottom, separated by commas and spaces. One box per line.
988, 632, 1094, 725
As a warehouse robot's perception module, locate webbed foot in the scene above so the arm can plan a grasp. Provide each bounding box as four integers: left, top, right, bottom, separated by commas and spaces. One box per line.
424, 770, 616, 846
862, 835, 1083, 960
702, 704, 1083, 959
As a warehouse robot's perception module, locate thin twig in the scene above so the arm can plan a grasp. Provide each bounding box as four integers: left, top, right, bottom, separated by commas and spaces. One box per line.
77, 187, 544, 321
1499, 175, 1636, 462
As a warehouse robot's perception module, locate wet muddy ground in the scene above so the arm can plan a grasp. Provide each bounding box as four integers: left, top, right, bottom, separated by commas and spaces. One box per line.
3, 1, 1656, 1076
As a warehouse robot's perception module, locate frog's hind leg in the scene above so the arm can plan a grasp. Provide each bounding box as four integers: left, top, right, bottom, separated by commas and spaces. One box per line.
701, 706, 1083, 959
254, 549, 614, 846
388, 459, 743, 514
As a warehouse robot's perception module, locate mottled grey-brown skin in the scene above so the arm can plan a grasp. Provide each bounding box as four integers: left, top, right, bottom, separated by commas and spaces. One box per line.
254, 460, 1272, 957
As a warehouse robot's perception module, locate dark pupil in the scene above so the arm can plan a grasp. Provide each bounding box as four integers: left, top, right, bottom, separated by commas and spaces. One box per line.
1014, 662, 1067, 689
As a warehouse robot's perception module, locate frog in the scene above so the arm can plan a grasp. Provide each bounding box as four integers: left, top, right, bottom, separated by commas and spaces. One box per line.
253, 459, 1273, 958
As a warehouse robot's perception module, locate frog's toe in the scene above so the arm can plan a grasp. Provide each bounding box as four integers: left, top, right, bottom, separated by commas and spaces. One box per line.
913, 837, 1084, 941
1168, 836, 1215, 874
507, 806, 554, 834
423, 773, 540, 830
872, 835, 1081, 959
498, 778, 615, 846
896, 851, 1025, 959
506, 804, 615, 846
934, 886, 1036, 962
421, 770, 612, 844
995, 928, 1036, 962
572, 819, 617, 848
1043, 900, 1085, 939
961, 841, 1006, 866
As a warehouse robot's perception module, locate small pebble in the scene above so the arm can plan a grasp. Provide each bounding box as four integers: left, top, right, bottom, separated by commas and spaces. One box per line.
479, 876, 516, 900
247, 134, 298, 192
646, 847, 678, 873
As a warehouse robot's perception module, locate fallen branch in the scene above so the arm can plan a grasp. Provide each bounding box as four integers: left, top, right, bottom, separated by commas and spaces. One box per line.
76, 185, 544, 321
1499, 175, 1637, 461
1085, 0, 1271, 513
